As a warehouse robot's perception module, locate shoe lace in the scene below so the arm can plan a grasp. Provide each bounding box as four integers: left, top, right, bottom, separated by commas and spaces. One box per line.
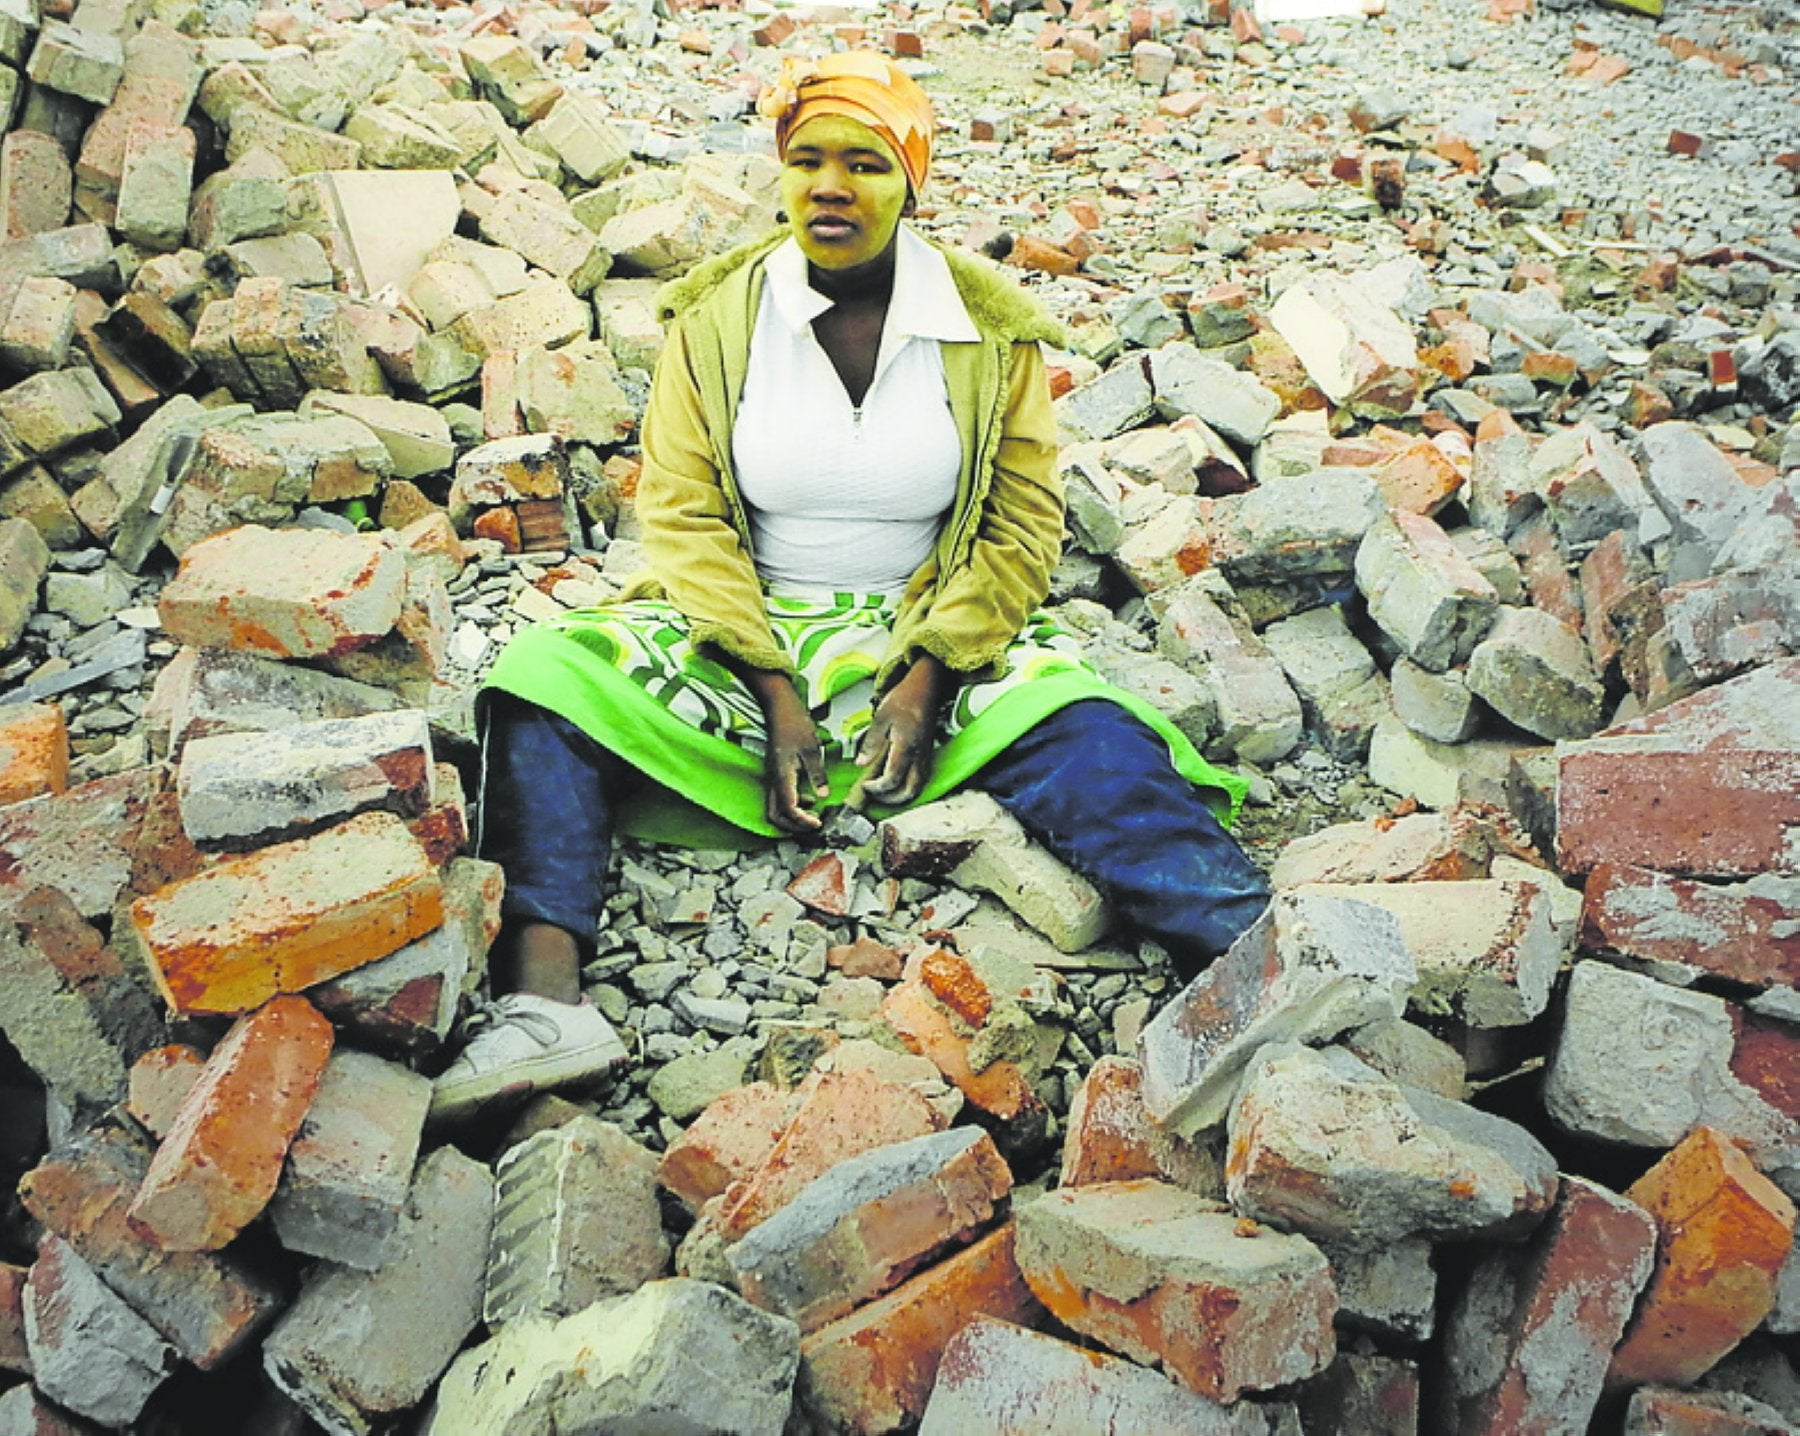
462, 997, 563, 1048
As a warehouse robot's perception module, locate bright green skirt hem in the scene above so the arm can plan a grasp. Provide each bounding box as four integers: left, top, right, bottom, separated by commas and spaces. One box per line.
482, 624, 1248, 849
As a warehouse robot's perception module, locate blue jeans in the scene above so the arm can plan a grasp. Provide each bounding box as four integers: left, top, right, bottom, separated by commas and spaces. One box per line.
477, 693, 1269, 977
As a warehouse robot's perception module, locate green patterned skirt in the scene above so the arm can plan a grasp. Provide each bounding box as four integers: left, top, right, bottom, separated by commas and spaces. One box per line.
481, 588, 1248, 846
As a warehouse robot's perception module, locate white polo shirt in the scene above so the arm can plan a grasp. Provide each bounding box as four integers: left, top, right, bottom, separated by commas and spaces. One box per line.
732, 226, 978, 595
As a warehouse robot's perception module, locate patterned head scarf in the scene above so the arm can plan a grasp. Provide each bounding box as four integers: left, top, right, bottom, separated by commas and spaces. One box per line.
758, 52, 935, 197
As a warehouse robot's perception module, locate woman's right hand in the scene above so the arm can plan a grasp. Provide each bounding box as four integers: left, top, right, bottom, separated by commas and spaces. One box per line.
735, 669, 828, 833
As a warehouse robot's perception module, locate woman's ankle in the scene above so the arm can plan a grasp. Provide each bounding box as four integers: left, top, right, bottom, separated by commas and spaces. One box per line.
496, 921, 583, 1005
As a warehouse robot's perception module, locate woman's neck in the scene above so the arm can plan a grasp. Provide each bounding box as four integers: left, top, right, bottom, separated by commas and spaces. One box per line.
807, 238, 899, 307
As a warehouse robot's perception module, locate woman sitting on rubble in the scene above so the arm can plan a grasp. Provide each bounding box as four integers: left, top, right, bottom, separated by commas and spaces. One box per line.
430, 53, 1271, 1122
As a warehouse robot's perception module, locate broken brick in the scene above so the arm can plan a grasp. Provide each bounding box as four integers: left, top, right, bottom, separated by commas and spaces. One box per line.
131, 811, 445, 1017
796, 1224, 1043, 1433
1015, 1179, 1335, 1402
127, 996, 334, 1252
1607, 1126, 1796, 1391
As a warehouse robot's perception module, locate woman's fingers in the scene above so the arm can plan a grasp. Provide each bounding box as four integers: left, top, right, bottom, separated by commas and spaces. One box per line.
766, 734, 827, 833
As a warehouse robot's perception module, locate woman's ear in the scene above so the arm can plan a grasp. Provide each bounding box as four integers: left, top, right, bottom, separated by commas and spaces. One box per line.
902, 193, 917, 218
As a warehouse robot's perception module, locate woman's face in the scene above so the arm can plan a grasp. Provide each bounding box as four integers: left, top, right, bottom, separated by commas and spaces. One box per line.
779, 115, 910, 272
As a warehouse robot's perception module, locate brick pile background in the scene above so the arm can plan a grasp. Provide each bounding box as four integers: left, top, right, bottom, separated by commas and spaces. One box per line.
0, 0, 1793, 1425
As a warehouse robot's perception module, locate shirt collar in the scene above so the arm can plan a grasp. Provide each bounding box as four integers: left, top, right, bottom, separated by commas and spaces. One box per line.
763, 226, 981, 346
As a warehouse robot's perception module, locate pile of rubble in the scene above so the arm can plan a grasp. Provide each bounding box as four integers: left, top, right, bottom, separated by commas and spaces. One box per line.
0, 0, 1795, 1425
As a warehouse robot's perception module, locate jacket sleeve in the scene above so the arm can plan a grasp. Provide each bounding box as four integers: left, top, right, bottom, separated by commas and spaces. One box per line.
895, 340, 1064, 680
636, 318, 791, 674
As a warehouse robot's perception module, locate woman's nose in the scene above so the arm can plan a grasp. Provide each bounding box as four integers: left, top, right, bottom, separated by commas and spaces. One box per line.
808, 164, 852, 200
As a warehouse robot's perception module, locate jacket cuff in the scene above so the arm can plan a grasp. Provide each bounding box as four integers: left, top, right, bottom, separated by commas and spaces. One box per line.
692, 621, 794, 676
879, 628, 1006, 692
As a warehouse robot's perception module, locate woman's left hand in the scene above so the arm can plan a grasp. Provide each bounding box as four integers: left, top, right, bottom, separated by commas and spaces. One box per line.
854, 655, 954, 807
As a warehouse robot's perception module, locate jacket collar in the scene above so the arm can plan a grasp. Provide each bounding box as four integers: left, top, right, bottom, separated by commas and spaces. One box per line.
763, 226, 982, 347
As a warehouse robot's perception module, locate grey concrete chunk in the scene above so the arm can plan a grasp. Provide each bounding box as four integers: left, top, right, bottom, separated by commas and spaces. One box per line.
424, 1278, 800, 1436
269, 1050, 431, 1272
485, 1114, 670, 1328
1466, 606, 1606, 741
1149, 343, 1281, 448
25, 1236, 177, 1428
263, 1148, 495, 1436
176, 708, 434, 846
921, 1317, 1285, 1435
1139, 890, 1416, 1137
1226, 1044, 1559, 1248
1355, 509, 1499, 672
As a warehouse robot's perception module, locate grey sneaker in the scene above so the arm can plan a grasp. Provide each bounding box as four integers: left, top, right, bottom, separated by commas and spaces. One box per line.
430, 993, 627, 1121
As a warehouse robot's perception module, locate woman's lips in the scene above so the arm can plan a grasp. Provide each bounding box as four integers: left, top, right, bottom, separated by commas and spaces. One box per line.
807, 215, 857, 237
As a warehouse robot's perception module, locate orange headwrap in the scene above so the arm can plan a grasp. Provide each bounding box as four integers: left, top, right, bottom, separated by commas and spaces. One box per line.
758, 52, 935, 197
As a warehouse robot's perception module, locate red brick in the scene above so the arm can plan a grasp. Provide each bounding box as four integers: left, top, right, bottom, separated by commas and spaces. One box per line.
1059, 1055, 1222, 1196
0, 705, 68, 808
715, 1067, 943, 1244
1557, 658, 1800, 878
787, 851, 853, 918
17, 1127, 284, 1368
125, 1045, 206, 1140
797, 1224, 1043, 1433
1578, 529, 1653, 677
127, 996, 334, 1252
131, 811, 444, 1017
1624, 1387, 1795, 1435
1445, 1175, 1656, 1433
657, 1081, 802, 1214
408, 760, 468, 866
156, 525, 406, 662
1581, 863, 1798, 992
0, 1262, 29, 1376
827, 935, 903, 981
1511, 514, 1584, 632
1607, 1127, 1796, 1390
1061, 1055, 1162, 1188
727, 1127, 1012, 1333
751, 12, 795, 43
0, 132, 73, 241
1729, 1011, 1800, 1125
1374, 438, 1463, 516
1015, 1179, 1335, 1402
1008, 234, 1080, 276
881, 976, 1046, 1130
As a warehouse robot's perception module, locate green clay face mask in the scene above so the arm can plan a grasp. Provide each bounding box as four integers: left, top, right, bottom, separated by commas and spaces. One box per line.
779, 115, 910, 272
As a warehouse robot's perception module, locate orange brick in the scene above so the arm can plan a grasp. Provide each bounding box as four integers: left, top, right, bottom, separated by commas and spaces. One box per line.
657, 1081, 803, 1214
1009, 233, 1079, 275
1061, 1055, 1162, 1188
409, 760, 469, 867
797, 1224, 1044, 1432
127, 996, 335, 1251
828, 935, 903, 981
1607, 1127, 1796, 1390
716, 1067, 943, 1243
0, 704, 68, 808
131, 811, 445, 1017
126, 1044, 208, 1139
920, 947, 992, 1026
881, 979, 1045, 1127
472, 505, 522, 552
1375, 438, 1464, 515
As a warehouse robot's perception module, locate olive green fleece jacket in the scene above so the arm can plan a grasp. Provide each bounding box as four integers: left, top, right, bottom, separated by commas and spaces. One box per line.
635, 227, 1066, 696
